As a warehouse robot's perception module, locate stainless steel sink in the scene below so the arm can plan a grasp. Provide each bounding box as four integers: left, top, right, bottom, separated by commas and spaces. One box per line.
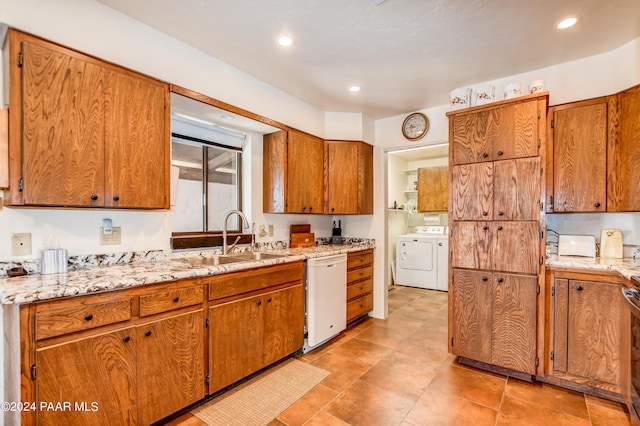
180, 255, 247, 266
230, 252, 289, 261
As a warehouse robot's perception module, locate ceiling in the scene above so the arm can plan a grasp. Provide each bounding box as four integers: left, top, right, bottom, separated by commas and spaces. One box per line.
98, 0, 640, 119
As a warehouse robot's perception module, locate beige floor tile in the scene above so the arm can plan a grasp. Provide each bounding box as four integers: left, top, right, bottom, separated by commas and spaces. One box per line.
303, 411, 351, 426
588, 402, 631, 426
327, 338, 392, 367
402, 389, 497, 426
310, 352, 372, 392
505, 377, 589, 419
324, 379, 415, 426
497, 395, 591, 426
353, 325, 408, 349
426, 364, 506, 410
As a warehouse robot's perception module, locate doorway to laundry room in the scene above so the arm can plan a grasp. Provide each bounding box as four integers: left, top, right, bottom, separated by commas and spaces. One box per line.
386, 143, 450, 292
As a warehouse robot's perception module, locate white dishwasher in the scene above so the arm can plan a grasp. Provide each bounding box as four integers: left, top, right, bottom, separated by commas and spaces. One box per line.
303, 254, 347, 353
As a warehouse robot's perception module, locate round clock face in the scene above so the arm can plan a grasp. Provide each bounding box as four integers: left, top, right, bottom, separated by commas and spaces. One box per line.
402, 113, 429, 141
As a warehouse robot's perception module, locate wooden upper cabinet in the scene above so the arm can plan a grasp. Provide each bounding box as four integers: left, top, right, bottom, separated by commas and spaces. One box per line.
451, 162, 493, 220
417, 166, 449, 212
493, 157, 540, 221
325, 140, 373, 215
612, 86, 640, 211
21, 38, 106, 206
263, 129, 324, 213
450, 221, 492, 271
5, 29, 169, 209
104, 70, 168, 209
451, 98, 540, 165
551, 99, 608, 212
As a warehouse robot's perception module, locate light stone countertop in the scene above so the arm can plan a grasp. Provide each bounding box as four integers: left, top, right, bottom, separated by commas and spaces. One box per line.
0, 244, 375, 305
546, 254, 640, 281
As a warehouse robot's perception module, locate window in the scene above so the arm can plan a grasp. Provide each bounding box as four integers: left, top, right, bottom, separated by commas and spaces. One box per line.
171, 135, 242, 233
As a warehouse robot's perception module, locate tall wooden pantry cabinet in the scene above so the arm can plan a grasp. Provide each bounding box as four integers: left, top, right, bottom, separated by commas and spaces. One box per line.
447, 92, 548, 377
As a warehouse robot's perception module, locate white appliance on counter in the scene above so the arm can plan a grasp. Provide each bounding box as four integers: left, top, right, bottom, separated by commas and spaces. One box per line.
558, 234, 596, 258
396, 226, 448, 291
600, 229, 623, 258
303, 254, 347, 353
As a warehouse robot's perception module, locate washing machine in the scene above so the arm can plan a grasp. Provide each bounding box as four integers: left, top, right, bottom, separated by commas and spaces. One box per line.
395, 226, 448, 291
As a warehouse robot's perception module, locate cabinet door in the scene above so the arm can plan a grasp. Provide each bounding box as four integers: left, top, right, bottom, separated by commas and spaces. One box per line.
492, 221, 539, 274
451, 162, 493, 220
451, 111, 492, 164
492, 100, 539, 161
263, 130, 287, 213
492, 273, 537, 374
36, 328, 137, 425
552, 101, 607, 212
287, 129, 324, 213
209, 295, 264, 393
451, 269, 492, 363
22, 39, 106, 207
105, 70, 168, 209
616, 87, 640, 211
417, 166, 449, 212
326, 141, 359, 214
262, 285, 305, 366
450, 222, 492, 270
566, 280, 620, 384
493, 158, 540, 220
137, 310, 205, 425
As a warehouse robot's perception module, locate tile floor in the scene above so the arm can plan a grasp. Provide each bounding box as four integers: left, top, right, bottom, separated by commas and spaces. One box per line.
168, 285, 631, 426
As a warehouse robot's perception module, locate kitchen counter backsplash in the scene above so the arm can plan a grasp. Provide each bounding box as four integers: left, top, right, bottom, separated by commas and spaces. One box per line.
0, 237, 374, 277
546, 254, 640, 280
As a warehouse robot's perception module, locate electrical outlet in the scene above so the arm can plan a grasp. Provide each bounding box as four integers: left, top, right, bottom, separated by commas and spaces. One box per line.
11, 233, 32, 256
268, 224, 274, 237
633, 246, 640, 260
100, 227, 121, 245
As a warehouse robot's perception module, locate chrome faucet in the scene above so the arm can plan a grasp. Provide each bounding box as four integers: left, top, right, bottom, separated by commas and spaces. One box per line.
222, 210, 250, 255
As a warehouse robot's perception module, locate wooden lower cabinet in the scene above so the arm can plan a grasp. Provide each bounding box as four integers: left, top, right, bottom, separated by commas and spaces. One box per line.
451, 268, 537, 374
36, 327, 138, 425
346, 250, 374, 323
550, 276, 620, 391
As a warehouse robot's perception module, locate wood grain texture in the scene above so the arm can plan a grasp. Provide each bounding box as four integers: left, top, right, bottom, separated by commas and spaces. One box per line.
347, 279, 373, 301
208, 295, 264, 393
358, 142, 374, 214
452, 110, 492, 164
452, 268, 492, 364
0, 108, 8, 189
325, 141, 359, 214
491, 273, 537, 374
208, 261, 304, 301
36, 327, 137, 426
22, 39, 105, 206
263, 130, 287, 213
553, 278, 569, 373
35, 298, 132, 340
346, 250, 374, 322
262, 284, 305, 366
104, 69, 168, 209
492, 221, 539, 274
347, 265, 373, 283
139, 285, 204, 317
492, 100, 539, 160
566, 279, 620, 385
450, 221, 492, 271
451, 162, 493, 220
19, 305, 37, 426
136, 309, 206, 425
347, 249, 374, 270
493, 158, 540, 220
347, 293, 373, 323
553, 101, 607, 212
616, 86, 640, 211
417, 166, 449, 212
287, 129, 324, 213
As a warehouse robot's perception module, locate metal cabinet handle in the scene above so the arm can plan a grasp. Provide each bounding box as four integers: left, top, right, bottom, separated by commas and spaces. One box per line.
482, 152, 488, 158
173, 297, 179, 303
90, 194, 98, 201
576, 285, 583, 291
482, 276, 488, 282
482, 211, 488, 216
257, 300, 262, 306
145, 330, 152, 337
497, 211, 504, 216
267, 297, 272, 303
497, 277, 504, 283
123, 336, 130, 343
497, 225, 503, 231
113, 195, 120, 202
594, 202, 601, 208
84, 314, 93, 321
497, 150, 503, 156
482, 225, 488, 230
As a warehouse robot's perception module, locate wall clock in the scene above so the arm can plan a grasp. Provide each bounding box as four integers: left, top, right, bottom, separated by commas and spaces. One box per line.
402, 112, 429, 141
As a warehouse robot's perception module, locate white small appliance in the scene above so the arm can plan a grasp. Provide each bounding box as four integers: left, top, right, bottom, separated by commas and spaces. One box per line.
600, 229, 623, 259
557, 235, 596, 258
395, 226, 448, 291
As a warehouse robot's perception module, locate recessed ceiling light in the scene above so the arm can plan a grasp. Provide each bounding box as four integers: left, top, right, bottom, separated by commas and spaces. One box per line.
219, 114, 235, 121
278, 36, 293, 47
556, 16, 578, 29
349, 86, 361, 92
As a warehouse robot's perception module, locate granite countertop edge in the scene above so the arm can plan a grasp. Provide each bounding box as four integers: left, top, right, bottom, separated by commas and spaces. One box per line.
0, 244, 375, 305
546, 254, 640, 281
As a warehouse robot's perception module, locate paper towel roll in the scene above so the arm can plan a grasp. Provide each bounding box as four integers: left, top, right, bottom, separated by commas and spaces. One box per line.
423, 213, 441, 225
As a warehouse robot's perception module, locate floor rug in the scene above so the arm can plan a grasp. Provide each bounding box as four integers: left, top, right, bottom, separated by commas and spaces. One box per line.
192, 358, 330, 426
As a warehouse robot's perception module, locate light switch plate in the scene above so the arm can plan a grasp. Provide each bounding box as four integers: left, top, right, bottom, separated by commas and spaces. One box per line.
100, 227, 121, 245
11, 233, 32, 256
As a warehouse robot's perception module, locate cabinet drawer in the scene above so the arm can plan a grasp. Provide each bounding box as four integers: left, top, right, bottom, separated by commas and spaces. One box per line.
209, 262, 304, 301
347, 265, 373, 284
139, 285, 203, 317
347, 251, 373, 270
347, 279, 373, 301
347, 293, 373, 323
36, 298, 132, 340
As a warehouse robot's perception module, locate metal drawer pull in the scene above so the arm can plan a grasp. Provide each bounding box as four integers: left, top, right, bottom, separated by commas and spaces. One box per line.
84, 314, 93, 321
145, 330, 152, 337
173, 297, 179, 303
